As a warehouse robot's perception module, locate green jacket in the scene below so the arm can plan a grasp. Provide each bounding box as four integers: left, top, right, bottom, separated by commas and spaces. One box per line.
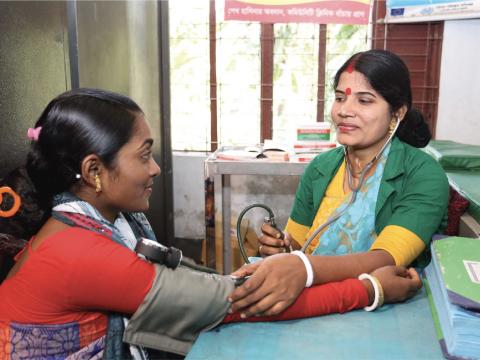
290, 137, 449, 246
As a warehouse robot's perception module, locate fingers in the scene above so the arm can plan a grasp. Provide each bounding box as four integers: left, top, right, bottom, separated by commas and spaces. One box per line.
258, 232, 287, 256
392, 265, 408, 277
258, 224, 291, 256
261, 223, 283, 239
228, 253, 305, 319
258, 233, 284, 248
371, 264, 424, 304
396, 267, 422, 301
407, 268, 422, 290
283, 234, 292, 248
230, 268, 248, 278
282, 233, 301, 251
228, 271, 267, 311
230, 262, 260, 277
237, 291, 275, 318
259, 242, 287, 256
261, 301, 291, 317
242, 294, 290, 318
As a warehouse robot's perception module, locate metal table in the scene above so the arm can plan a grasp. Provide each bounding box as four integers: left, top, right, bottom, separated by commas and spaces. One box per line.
205, 152, 307, 274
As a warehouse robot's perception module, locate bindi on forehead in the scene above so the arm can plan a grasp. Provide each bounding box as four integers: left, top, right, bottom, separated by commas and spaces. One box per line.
345, 87, 352, 95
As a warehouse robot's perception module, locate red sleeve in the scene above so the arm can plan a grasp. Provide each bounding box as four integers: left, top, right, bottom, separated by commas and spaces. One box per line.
64, 230, 155, 315
223, 278, 369, 323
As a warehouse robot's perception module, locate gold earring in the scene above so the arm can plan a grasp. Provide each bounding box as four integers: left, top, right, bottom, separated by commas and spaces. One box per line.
95, 174, 102, 193
389, 117, 399, 135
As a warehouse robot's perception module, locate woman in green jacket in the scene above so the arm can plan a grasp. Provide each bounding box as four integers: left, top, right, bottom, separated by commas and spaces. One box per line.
228, 49, 449, 318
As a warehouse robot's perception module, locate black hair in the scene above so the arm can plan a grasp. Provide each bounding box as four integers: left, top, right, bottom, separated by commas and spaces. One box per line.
0, 167, 46, 240
0, 89, 143, 281
334, 49, 431, 148
0, 167, 45, 281
26, 88, 143, 207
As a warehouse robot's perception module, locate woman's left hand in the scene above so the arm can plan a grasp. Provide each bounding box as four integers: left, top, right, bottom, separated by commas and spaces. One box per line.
228, 253, 306, 317
371, 265, 422, 303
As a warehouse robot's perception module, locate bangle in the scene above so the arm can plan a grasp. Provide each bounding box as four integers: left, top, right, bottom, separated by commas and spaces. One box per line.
374, 276, 385, 308
358, 273, 384, 311
291, 250, 314, 287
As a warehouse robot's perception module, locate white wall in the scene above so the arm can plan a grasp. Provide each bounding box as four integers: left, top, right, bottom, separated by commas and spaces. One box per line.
173, 152, 299, 240
172, 152, 208, 239
228, 174, 299, 238
436, 19, 480, 145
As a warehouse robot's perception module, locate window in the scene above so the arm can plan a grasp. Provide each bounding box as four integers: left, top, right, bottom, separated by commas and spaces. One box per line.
169, 0, 369, 151
169, 1, 211, 151
371, 0, 443, 135
272, 23, 319, 144
216, 15, 261, 147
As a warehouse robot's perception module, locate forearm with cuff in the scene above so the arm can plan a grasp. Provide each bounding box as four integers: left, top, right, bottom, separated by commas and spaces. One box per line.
223, 277, 370, 323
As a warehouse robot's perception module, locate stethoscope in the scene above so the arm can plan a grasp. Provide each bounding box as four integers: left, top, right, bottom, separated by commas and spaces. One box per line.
236, 118, 401, 262
300, 118, 401, 252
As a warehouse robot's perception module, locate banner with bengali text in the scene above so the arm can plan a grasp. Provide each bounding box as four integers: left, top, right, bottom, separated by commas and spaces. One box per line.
386, 0, 480, 22
224, 0, 372, 24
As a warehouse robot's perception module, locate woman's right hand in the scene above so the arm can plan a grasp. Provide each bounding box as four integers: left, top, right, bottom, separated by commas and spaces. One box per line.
371, 265, 422, 304
258, 223, 299, 257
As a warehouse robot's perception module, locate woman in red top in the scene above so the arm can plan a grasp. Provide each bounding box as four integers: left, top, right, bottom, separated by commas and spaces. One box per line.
0, 88, 421, 359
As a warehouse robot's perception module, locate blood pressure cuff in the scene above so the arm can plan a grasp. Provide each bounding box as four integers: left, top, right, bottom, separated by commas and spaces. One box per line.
123, 264, 234, 355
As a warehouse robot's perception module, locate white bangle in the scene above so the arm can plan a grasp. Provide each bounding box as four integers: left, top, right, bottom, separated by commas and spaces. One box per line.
291, 250, 314, 287
358, 273, 383, 311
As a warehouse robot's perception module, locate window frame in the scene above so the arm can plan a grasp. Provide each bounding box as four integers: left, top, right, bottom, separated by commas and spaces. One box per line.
193, 0, 443, 152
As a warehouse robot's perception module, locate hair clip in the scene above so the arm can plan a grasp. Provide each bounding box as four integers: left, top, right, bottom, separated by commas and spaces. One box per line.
27, 127, 42, 141
0, 186, 22, 218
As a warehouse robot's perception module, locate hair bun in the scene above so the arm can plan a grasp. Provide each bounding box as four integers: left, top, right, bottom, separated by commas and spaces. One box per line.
396, 108, 431, 148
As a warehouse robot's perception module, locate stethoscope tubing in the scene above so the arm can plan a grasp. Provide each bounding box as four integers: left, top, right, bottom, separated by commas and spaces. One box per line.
300, 120, 400, 253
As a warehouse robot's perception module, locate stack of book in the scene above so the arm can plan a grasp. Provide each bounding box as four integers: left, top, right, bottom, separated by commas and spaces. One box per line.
424, 236, 480, 359
293, 123, 336, 162
215, 147, 265, 161
214, 144, 290, 162
296, 123, 331, 141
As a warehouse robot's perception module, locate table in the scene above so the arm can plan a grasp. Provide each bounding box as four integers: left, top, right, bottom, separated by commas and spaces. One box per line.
205, 153, 307, 273
187, 287, 444, 359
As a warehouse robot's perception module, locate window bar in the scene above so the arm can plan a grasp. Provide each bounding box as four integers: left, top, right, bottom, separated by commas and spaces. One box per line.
209, 0, 218, 152
424, 22, 443, 136
205, 0, 218, 270
316, 24, 327, 122
260, 23, 274, 143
